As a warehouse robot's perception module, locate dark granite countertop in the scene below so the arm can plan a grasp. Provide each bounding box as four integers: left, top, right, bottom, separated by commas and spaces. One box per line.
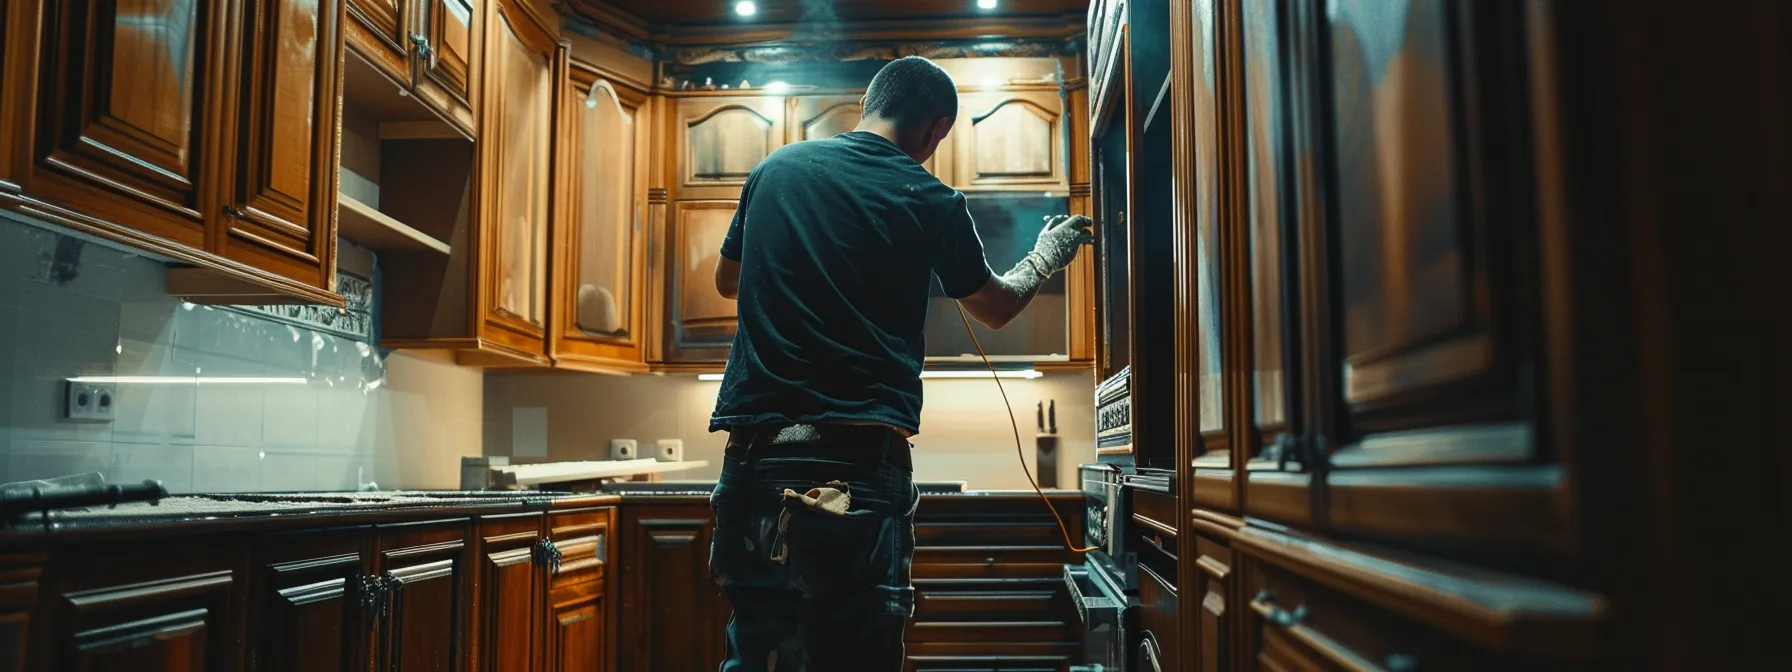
0, 490, 618, 538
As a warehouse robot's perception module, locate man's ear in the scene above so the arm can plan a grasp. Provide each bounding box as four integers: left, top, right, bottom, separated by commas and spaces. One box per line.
859, 94, 869, 108
930, 116, 954, 145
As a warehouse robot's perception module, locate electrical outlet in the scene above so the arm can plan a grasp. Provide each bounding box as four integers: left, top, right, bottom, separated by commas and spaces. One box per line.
655, 439, 683, 463
610, 438, 638, 460
63, 379, 116, 422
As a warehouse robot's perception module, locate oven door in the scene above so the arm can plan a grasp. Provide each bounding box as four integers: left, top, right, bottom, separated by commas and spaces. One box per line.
1064, 563, 1128, 672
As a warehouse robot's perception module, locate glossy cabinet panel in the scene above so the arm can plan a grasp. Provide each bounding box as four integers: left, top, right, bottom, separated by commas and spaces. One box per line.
249, 530, 372, 672
490, 8, 550, 327
664, 200, 739, 363
223, 0, 344, 290
952, 91, 1067, 191
345, 0, 406, 78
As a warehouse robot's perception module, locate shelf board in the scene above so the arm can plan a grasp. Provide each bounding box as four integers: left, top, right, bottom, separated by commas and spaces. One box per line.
1141, 71, 1173, 136
337, 193, 451, 255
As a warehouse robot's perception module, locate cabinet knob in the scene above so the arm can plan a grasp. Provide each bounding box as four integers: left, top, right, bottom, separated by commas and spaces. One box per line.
409, 33, 435, 63
221, 205, 247, 219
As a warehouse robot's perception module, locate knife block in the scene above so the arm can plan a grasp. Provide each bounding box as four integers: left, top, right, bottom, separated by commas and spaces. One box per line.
1035, 434, 1059, 489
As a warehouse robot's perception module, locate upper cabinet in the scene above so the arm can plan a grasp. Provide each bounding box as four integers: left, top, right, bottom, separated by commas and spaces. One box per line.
412, 0, 478, 132
0, 0, 345, 305
476, 0, 559, 362
677, 96, 785, 199
220, 0, 349, 291
551, 62, 651, 373
952, 91, 1068, 191
344, 0, 478, 137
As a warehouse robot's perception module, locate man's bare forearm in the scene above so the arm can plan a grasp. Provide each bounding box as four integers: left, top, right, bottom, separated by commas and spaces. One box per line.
963, 254, 1052, 329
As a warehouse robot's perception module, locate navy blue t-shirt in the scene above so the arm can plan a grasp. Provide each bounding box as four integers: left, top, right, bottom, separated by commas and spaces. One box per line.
707, 131, 993, 434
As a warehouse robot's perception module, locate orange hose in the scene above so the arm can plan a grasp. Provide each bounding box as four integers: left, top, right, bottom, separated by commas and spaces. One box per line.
955, 302, 1097, 554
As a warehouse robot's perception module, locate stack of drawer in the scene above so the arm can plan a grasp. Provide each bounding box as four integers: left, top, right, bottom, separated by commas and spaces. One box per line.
906, 494, 1086, 672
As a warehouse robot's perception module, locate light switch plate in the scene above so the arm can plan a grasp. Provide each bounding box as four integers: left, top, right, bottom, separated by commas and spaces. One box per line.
610, 439, 638, 460
655, 439, 683, 463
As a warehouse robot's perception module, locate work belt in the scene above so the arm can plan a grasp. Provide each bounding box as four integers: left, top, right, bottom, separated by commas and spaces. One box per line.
725, 423, 913, 471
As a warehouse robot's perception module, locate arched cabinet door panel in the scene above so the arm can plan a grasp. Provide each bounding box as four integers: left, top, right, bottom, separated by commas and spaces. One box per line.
789, 96, 944, 178
676, 96, 784, 199
551, 63, 650, 373
951, 91, 1067, 191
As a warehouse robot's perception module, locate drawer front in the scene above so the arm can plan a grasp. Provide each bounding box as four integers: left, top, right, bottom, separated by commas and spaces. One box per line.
916, 521, 1064, 546
548, 507, 612, 586
1138, 564, 1180, 672
906, 641, 1075, 672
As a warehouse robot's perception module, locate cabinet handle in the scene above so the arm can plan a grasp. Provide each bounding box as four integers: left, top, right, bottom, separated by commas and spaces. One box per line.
595, 532, 607, 565
1138, 637, 1163, 672
222, 205, 247, 219
534, 538, 562, 574
409, 33, 435, 64
1251, 589, 1308, 627
357, 574, 384, 631
379, 572, 400, 622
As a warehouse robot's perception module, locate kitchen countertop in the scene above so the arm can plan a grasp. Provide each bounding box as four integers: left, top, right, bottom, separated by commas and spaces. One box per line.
0, 490, 620, 540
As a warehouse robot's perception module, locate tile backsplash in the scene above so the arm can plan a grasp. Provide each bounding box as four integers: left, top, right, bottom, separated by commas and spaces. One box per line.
484, 371, 1097, 490
0, 214, 479, 493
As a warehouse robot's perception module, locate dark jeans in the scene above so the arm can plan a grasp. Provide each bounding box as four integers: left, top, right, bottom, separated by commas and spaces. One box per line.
709, 426, 918, 672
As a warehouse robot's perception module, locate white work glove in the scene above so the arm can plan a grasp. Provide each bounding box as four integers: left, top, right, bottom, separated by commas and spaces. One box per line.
1020, 214, 1094, 280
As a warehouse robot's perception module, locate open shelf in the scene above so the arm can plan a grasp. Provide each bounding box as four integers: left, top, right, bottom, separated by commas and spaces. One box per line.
337, 193, 451, 254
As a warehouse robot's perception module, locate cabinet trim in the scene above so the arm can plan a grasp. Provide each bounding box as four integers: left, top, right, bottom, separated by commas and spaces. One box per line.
1233, 526, 1604, 660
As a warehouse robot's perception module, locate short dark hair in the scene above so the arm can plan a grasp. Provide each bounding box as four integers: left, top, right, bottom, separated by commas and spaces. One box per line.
863, 56, 958, 131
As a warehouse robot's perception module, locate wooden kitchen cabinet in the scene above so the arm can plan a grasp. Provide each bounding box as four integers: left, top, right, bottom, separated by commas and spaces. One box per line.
950, 91, 1068, 192
674, 96, 786, 199
544, 508, 615, 672
344, 0, 478, 137
248, 528, 375, 672
550, 61, 652, 373
472, 512, 545, 671
0, 0, 344, 305
373, 519, 473, 671
617, 501, 729, 671
662, 200, 741, 364
218, 0, 348, 293
28, 539, 248, 671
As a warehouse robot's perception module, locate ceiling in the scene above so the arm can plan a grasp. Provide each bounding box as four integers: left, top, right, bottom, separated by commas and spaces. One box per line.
593, 0, 1089, 28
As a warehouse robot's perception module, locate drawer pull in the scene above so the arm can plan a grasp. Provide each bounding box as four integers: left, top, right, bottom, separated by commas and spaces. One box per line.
1139, 636, 1163, 672
1250, 589, 1307, 627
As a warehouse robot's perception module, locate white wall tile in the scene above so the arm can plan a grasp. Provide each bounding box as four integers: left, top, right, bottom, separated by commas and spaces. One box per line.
315, 454, 367, 491
261, 382, 320, 449
187, 353, 266, 447
8, 284, 118, 444
112, 336, 197, 445
260, 452, 317, 492
110, 443, 194, 493
5, 440, 113, 483
192, 445, 263, 493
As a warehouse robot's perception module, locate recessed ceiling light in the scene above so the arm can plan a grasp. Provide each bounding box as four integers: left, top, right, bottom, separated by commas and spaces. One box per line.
735, 1, 757, 17
764, 81, 791, 93
977, 0, 999, 9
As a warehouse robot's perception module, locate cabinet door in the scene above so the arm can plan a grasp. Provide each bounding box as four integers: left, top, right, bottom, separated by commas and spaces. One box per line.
663, 201, 739, 363
546, 508, 612, 672
221, 0, 345, 291
1137, 565, 1180, 672
618, 504, 727, 671
345, 0, 406, 79
552, 66, 649, 372
41, 543, 245, 671
951, 91, 1067, 191
475, 513, 542, 672
1315, 0, 1553, 553
0, 554, 39, 672
547, 582, 604, 672
248, 528, 374, 672
676, 96, 783, 200
787, 96, 946, 187
22, 0, 227, 251
375, 521, 470, 672
477, 0, 558, 361
412, 0, 477, 135
1191, 537, 1233, 672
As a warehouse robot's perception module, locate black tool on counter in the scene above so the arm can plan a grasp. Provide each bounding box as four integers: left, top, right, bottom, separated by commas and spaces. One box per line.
1036, 400, 1059, 489
0, 476, 168, 520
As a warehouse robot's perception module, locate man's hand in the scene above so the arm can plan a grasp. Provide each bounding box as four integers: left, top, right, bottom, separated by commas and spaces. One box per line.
1021, 214, 1094, 280
959, 214, 1094, 330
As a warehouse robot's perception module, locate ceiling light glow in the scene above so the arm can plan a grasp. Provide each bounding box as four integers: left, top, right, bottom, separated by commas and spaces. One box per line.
978, 0, 999, 9
735, 1, 757, 17
764, 81, 791, 93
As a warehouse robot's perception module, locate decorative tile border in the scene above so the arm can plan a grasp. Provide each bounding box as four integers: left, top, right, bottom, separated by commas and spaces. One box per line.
225, 272, 375, 343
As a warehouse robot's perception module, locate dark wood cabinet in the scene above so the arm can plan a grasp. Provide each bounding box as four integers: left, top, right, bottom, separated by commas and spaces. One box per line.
617, 501, 727, 671
373, 519, 472, 672
29, 540, 247, 671
346, 0, 408, 79
411, 0, 477, 135
472, 512, 543, 671
0, 554, 42, 672
544, 508, 615, 672
248, 528, 375, 672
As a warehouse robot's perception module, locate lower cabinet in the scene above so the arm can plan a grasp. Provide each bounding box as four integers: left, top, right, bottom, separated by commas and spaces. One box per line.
1137, 565, 1179, 672
617, 501, 729, 671
3, 502, 621, 672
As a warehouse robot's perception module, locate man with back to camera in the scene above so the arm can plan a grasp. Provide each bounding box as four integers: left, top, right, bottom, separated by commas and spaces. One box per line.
706, 56, 1093, 671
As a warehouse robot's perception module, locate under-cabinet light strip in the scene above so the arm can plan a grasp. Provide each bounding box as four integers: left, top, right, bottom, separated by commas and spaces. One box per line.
67, 376, 310, 385
697, 370, 1043, 382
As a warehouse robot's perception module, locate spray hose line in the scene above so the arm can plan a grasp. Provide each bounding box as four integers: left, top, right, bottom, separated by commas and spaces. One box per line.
954, 301, 1098, 555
